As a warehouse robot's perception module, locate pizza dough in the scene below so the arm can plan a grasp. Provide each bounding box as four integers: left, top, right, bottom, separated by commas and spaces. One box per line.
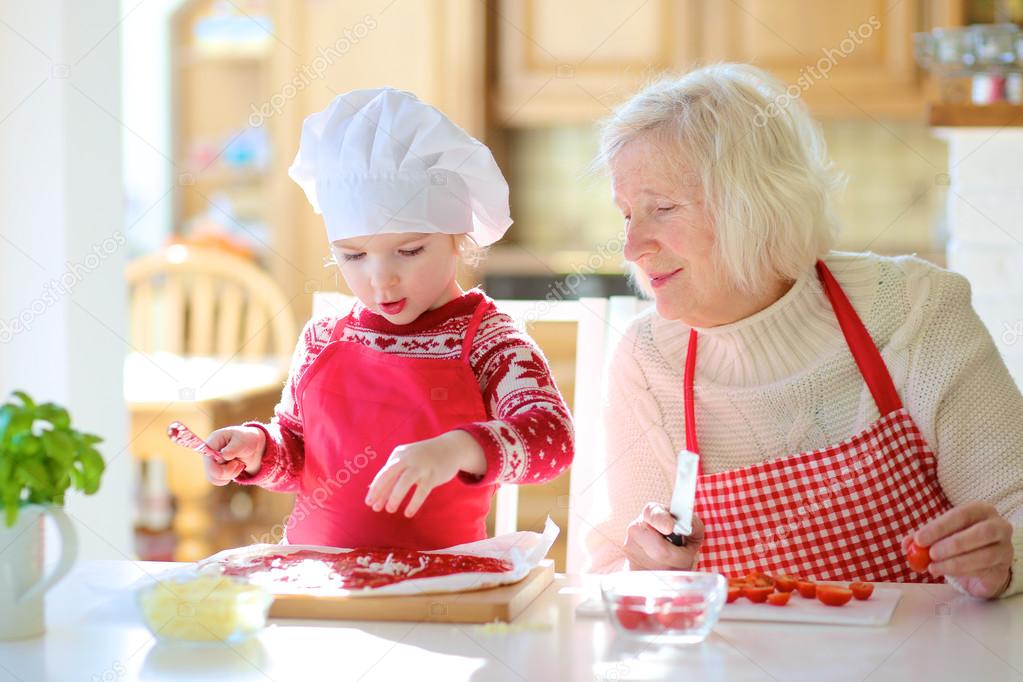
215, 548, 514, 591
193, 517, 560, 598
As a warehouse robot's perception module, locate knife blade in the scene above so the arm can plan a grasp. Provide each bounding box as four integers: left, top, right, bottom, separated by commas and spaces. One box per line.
664, 449, 699, 546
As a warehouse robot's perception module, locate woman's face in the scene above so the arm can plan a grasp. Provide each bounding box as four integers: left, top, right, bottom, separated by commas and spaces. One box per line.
331, 232, 462, 324
611, 135, 734, 326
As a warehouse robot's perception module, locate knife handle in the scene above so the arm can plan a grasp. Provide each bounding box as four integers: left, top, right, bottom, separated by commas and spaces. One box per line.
664, 532, 686, 547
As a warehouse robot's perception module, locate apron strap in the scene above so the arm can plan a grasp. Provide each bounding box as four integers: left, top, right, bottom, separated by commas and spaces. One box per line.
684, 329, 700, 455
461, 298, 489, 363
815, 260, 903, 416
328, 306, 357, 344
683, 260, 903, 456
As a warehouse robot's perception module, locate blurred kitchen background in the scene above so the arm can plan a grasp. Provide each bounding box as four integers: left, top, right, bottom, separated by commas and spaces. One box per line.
2, 0, 1022, 569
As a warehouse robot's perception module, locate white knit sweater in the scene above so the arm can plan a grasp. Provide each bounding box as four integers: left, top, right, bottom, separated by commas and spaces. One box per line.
586, 251, 1023, 598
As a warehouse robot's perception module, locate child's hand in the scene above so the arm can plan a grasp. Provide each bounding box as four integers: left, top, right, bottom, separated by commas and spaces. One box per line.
202, 426, 266, 486
364, 430, 486, 518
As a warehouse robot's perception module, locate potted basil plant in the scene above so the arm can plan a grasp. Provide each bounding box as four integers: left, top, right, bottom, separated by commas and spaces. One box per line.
0, 390, 106, 639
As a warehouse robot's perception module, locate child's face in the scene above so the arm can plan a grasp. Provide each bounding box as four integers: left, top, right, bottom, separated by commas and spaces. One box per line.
331, 232, 462, 324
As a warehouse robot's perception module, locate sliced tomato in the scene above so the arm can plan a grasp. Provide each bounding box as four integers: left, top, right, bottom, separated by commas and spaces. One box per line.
617, 607, 660, 631
773, 575, 797, 593
817, 585, 853, 607
849, 582, 874, 600
670, 594, 704, 607
743, 585, 773, 603
655, 596, 704, 630
656, 610, 698, 630
796, 580, 817, 599
745, 571, 775, 588
726, 586, 742, 603
906, 541, 932, 574
615, 596, 652, 631
616, 608, 647, 630
766, 591, 791, 606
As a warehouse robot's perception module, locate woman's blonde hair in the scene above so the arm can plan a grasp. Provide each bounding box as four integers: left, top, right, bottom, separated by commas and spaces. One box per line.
596, 63, 844, 293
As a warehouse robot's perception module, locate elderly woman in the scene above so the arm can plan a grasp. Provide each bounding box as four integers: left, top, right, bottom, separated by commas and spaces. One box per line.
586, 63, 1023, 599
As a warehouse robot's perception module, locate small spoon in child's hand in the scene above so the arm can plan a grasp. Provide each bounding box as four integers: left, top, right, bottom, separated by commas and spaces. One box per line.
167, 420, 227, 464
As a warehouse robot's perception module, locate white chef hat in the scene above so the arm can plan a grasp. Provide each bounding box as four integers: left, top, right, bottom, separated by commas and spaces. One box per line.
288, 88, 512, 247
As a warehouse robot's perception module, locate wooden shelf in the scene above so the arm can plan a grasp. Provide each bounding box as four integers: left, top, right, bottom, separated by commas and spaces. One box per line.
929, 103, 1023, 127
174, 43, 270, 68
188, 167, 267, 186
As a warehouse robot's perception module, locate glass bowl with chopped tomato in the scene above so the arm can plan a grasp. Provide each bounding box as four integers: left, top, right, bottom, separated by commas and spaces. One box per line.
600, 571, 727, 644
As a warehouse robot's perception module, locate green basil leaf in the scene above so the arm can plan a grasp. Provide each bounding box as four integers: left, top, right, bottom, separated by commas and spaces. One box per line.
37, 403, 70, 430
5, 411, 33, 443
79, 447, 106, 476
11, 433, 40, 456
78, 448, 105, 494
77, 433, 103, 447
42, 430, 74, 467
11, 391, 35, 411
18, 460, 50, 491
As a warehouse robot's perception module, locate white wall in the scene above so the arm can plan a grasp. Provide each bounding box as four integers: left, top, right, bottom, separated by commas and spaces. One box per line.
121, 0, 180, 257
940, 128, 1023, 391
0, 0, 132, 559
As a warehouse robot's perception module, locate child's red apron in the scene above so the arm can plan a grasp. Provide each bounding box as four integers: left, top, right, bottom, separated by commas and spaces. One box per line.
689, 261, 952, 581
285, 299, 496, 549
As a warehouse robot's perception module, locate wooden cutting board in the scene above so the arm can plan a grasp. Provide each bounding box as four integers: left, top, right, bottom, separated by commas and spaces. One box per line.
268, 560, 555, 624
720, 586, 902, 626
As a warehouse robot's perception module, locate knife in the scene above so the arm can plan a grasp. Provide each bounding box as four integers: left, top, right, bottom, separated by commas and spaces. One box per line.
663, 449, 699, 546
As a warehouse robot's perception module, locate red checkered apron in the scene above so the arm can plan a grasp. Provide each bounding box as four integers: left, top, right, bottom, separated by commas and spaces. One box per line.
689, 261, 952, 582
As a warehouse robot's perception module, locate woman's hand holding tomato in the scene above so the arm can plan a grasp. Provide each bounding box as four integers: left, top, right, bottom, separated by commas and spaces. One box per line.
904, 502, 1014, 599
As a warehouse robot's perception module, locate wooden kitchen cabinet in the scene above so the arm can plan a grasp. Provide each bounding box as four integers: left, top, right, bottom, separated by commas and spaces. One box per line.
700, 0, 921, 119
494, 0, 965, 123
493, 0, 700, 124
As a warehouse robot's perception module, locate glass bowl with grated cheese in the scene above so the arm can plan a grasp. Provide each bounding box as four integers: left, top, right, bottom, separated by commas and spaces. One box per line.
137, 571, 274, 644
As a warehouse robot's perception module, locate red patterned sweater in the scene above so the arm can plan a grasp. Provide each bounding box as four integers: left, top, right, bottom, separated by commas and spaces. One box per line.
235, 289, 574, 491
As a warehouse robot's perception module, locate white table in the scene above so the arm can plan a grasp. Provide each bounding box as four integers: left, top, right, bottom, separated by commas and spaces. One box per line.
1, 561, 1021, 682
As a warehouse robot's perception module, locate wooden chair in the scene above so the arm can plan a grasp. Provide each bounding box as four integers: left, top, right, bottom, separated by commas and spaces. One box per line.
312, 292, 650, 572
125, 244, 297, 560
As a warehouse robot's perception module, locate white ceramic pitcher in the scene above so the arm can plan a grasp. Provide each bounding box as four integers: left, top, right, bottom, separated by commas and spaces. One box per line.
0, 504, 77, 639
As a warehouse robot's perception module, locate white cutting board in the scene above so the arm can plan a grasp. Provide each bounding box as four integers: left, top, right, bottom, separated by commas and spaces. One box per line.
575, 585, 901, 628
720, 586, 902, 626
